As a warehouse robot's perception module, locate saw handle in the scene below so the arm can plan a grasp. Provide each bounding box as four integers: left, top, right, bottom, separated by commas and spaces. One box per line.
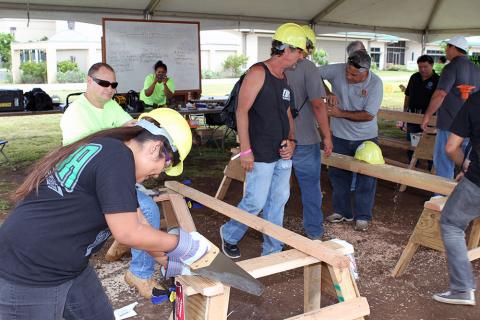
189, 238, 219, 270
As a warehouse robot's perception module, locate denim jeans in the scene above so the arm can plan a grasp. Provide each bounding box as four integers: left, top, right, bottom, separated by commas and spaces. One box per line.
434, 129, 469, 181
129, 188, 161, 279
292, 143, 324, 238
221, 159, 292, 255
328, 136, 377, 221
0, 265, 114, 320
440, 177, 480, 292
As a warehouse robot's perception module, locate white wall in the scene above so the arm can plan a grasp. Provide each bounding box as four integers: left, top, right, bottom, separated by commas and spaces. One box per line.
200, 30, 241, 72
56, 49, 88, 72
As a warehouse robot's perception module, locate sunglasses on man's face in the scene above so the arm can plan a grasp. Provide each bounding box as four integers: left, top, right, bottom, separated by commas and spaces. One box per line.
91, 76, 118, 89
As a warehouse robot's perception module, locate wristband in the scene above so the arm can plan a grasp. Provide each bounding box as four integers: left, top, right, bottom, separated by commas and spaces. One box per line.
231, 148, 252, 160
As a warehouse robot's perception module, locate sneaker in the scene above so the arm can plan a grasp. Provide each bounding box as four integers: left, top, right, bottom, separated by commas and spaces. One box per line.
433, 290, 476, 306
326, 213, 354, 223
220, 225, 241, 259
105, 240, 130, 262
124, 270, 164, 299
354, 220, 369, 231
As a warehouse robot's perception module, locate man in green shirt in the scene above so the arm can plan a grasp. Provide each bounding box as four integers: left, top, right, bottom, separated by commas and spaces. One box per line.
60, 62, 163, 299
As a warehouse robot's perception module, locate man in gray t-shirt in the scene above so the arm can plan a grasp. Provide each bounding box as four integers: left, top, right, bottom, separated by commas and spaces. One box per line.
318, 50, 383, 231
421, 35, 480, 181
285, 25, 332, 240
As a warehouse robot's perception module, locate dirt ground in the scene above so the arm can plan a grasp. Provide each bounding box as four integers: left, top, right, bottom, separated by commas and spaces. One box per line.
1, 147, 479, 320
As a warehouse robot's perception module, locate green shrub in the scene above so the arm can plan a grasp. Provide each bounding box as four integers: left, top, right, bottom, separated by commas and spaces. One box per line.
222, 54, 248, 77
57, 70, 86, 83
20, 62, 47, 83
312, 49, 328, 66
201, 69, 221, 79
57, 60, 79, 73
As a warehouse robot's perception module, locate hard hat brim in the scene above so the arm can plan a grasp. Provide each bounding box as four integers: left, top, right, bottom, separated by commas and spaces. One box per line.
165, 161, 183, 176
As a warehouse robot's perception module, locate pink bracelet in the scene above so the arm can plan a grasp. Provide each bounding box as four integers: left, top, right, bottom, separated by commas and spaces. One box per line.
230, 148, 252, 161
239, 149, 252, 157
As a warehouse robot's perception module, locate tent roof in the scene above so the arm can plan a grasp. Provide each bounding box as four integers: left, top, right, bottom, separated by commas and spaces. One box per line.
0, 0, 478, 41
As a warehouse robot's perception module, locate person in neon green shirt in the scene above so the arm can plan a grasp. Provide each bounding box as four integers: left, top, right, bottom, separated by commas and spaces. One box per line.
60, 64, 133, 145
140, 60, 175, 108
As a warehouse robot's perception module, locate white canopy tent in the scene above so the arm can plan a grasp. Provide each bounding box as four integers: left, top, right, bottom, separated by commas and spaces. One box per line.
0, 0, 479, 44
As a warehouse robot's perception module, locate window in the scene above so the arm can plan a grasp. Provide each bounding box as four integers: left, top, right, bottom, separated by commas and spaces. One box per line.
370, 47, 381, 68
20, 49, 47, 63
426, 50, 444, 63
386, 41, 405, 65
9, 27, 16, 36
70, 56, 76, 62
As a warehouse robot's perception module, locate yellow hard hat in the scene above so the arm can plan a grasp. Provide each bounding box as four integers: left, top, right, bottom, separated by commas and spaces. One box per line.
301, 25, 316, 52
354, 141, 385, 165
138, 108, 192, 176
273, 23, 307, 53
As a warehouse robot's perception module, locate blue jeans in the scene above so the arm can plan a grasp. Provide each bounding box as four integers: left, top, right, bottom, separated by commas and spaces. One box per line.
221, 159, 292, 255
0, 265, 114, 320
129, 188, 161, 279
292, 143, 324, 238
328, 136, 377, 221
440, 177, 480, 292
434, 129, 469, 181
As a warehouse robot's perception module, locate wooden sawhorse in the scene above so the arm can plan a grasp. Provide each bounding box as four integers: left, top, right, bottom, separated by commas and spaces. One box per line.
156, 182, 370, 320
392, 196, 480, 277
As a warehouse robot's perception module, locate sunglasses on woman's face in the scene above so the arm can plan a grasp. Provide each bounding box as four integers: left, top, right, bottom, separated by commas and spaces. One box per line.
91, 76, 119, 89
162, 146, 173, 171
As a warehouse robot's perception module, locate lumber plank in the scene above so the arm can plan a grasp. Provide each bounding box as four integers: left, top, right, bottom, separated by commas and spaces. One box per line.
304, 264, 322, 313
183, 242, 349, 296
378, 110, 437, 125
205, 286, 230, 320
321, 152, 456, 195
176, 276, 225, 297
468, 247, 480, 261
424, 197, 447, 211
468, 219, 480, 250
165, 181, 350, 269
284, 297, 370, 320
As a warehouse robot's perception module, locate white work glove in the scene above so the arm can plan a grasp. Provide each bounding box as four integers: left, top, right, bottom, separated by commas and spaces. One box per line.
167, 228, 210, 266
161, 257, 195, 278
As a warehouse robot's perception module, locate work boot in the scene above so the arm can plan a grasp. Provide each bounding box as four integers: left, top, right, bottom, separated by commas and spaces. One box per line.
105, 240, 130, 262
124, 270, 164, 299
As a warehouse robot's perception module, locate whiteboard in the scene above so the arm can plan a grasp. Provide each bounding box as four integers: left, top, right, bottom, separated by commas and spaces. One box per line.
103, 18, 201, 94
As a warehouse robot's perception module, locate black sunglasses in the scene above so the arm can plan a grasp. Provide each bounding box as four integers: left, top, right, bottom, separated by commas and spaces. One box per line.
91, 76, 118, 89
347, 56, 368, 70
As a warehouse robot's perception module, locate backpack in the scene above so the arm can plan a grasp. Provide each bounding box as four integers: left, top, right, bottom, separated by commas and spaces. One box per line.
24, 88, 53, 111
125, 90, 145, 113
221, 73, 246, 132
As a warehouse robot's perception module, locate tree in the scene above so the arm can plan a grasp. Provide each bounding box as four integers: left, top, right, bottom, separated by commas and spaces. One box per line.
223, 54, 248, 77
312, 49, 328, 66
0, 33, 14, 69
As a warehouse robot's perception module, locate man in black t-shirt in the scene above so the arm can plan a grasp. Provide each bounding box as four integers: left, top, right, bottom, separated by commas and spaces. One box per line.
402, 55, 439, 166
432, 91, 480, 306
